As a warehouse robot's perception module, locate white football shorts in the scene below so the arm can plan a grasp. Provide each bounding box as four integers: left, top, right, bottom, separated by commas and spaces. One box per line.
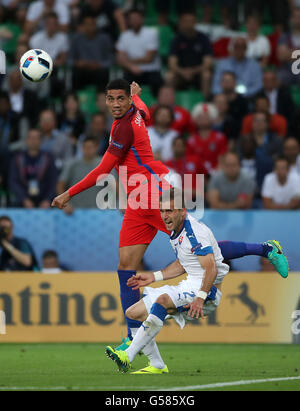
143, 279, 222, 329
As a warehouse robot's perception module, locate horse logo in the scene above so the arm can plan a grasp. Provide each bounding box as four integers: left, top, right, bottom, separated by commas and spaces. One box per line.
227, 282, 265, 324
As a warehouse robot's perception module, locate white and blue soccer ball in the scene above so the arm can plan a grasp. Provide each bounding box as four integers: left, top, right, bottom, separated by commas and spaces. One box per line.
20, 49, 53, 82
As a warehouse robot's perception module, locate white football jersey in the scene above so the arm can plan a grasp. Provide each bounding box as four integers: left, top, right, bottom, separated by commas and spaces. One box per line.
170, 214, 229, 286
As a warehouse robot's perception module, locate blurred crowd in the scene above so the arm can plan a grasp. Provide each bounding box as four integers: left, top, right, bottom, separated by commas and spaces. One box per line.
0, 0, 300, 212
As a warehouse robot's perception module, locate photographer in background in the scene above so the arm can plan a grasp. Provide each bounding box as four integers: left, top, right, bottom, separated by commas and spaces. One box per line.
0, 215, 39, 271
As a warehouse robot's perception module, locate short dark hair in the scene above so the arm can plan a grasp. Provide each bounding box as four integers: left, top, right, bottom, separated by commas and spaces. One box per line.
0, 215, 13, 225
82, 136, 98, 145
153, 104, 175, 124
160, 187, 185, 210
42, 250, 58, 260
105, 79, 131, 96
45, 11, 58, 21
222, 71, 237, 80
274, 156, 289, 166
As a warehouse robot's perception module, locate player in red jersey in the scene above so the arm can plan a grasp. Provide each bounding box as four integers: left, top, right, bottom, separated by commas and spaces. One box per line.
52, 79, 288, 352
52, 79, 174, 348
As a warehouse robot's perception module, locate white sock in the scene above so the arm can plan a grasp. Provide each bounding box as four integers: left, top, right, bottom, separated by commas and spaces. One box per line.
126, 314, 163, 362
130, 326, 165, 369
142, 338, 165, 369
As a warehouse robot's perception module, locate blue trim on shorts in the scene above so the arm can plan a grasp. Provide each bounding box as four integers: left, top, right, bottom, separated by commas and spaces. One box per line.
177, 286, 218, 312
150, 302, 168, 321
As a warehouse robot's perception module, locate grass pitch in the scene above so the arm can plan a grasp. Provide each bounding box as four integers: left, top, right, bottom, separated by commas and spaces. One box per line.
0, 343, 300, 391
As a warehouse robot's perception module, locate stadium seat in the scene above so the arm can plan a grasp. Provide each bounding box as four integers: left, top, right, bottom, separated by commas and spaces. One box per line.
291, 85, 300, 107
176, 90, 204, 111
78, 86, 98, 116
141, 85, 155, 107
158, 25, 174, 59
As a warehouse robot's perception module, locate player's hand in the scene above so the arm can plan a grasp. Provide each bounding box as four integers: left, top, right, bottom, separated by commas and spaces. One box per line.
51, 191, 70, 209
127, 273, 154, 290
184, 297, 205, 319
130, 81, 142, 97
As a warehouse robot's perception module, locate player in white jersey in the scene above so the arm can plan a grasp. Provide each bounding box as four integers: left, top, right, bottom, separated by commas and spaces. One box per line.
105, 188, 229, 374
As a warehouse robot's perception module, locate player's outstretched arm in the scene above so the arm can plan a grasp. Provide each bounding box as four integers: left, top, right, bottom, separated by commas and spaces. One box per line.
127, 260, 186, 290
130, 81, 150, 121
51, 151, 119, 209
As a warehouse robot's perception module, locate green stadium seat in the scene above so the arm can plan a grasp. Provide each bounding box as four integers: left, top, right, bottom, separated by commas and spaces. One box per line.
78, 86, 98, 115
176, 90, 204, 111
141, 85, 155, 107
158, 25, 174, 59
291, 85, 300, 107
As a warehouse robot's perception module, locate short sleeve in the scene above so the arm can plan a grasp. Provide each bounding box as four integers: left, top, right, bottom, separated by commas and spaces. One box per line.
108, 120, 134, 159
185, 219, 213, 256
116, 32, 127, 52
261, 174, 273, 198
145, 28, 159, 51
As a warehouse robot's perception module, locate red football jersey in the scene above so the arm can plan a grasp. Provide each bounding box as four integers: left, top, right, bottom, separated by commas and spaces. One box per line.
108, 96, 170, 198
186, 130, 228, 175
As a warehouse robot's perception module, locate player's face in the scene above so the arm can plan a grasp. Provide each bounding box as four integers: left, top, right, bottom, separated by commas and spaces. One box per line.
106, 90, 132, 119
160, 201, 186, 233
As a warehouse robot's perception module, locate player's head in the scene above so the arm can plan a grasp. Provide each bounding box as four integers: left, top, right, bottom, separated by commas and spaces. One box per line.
0, 215, 13, 240
105, 79, 132, 119
42, 250, 59, 269
160, 188, 186, 233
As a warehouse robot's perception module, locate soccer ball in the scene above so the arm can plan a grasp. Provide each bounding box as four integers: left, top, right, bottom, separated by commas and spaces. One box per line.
20, 49, 53, 82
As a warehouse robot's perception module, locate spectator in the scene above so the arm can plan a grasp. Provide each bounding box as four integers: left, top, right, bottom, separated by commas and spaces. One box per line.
25, 0, 70, 35
212, 93, 240, 143
220, 71, 249, 136
278, 7, 300, 50
283, 136, 300, 176
243, 112, 283, 191
147, 105, 178, 161
197, 0, 237, 28
262, 157, 300, 209
148, 85, 194, 135
0, 149, 10, 207
42, 250, 62, 273
207, 152, 255, 209
276, 43, 300, 87
0, 215, 39, 271
29, 12, 69, 64
0, 90, 19, 151
69, 14, 114, 92
96, 91, 113, 130
245, 0, 290, 31
80, 0, 126, 41
58, 136, 112, 211
241, 95, 287, 138
167, 12, 213, 99
76, 112, 109, 158
237, 134, 258, 182
165, 136, 206, 197
116, 8, 162, 95
7, 70, 40, 134
257, 70, 296, 133
9, 129, 57, 208
29, 11, 69, 96
212, 37, 263, 97
244, 14, 271, 66
57, 93, 86, 139
186, 103, 228, 176
39, 109, 73, 170
154, 0, 197, 25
